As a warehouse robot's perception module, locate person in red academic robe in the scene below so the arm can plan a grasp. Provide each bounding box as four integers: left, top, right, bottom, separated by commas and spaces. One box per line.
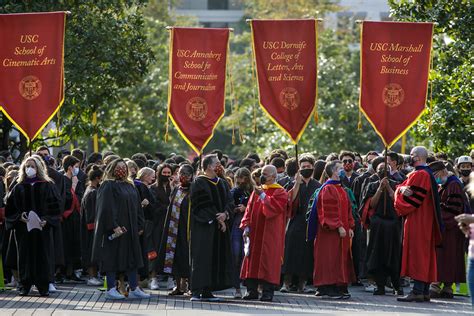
313, 160, 355, 299
428, 161, 466, 299
395, 146, 443, 303
240, 165, 288, 302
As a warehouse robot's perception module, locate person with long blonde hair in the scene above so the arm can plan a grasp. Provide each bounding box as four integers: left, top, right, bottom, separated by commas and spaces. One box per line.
5, 155, 61, 296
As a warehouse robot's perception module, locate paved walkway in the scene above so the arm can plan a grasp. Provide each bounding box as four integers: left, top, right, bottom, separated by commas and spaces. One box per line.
0, 283, 472, 315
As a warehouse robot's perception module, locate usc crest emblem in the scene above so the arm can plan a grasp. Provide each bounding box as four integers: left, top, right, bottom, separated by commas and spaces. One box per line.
186, 97, 208, 121
19, 75, 42, 101
382, 83, 404, 108
279, 87, 300, 111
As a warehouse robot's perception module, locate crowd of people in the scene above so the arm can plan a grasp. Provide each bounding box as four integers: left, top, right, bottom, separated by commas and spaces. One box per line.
0, 145, 473, 305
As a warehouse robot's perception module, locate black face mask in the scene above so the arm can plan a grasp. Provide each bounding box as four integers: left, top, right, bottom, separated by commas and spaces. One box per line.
159, 174, 170, 182
300, 169, 313, 178
407, 155, 418, 167
460, 169, 471, 177
259, 175, 266, 184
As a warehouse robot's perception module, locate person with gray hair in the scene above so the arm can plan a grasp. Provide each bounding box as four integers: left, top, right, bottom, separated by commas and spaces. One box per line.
240, 165, 288, 301
395, 146, 443, 303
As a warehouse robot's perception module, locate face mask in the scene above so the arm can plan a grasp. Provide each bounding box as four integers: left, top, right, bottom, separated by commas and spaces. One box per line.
214, 165, 224, 177
300, 169, 313, 179
179, 175, 191, 187
260, 175, 267, 184
435, 177, 447, 185
73, 167, 79, 177
367, 164, 374, 173
114, 165, 127, 180
408, 155, 419, 167
338, 169, 346, 179
26, 167, 36, 178
460, 169, 471, 177
159, 174, 170, 182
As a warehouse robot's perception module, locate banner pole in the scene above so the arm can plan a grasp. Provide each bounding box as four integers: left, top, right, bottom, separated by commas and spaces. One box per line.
295, 143, 299, 163
401, 134, 407, 154
92, 112, 99, 152
383, 146, 388, 216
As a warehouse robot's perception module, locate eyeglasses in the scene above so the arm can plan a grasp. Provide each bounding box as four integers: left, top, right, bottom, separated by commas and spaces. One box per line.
342, 159, 353, 164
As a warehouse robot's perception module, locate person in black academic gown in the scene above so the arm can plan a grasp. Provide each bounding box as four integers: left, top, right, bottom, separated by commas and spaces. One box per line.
157, 164, 194, 295
91, 158, 150, 300
61, 155, 83, 282
282, 154, 321, 293
80, 165, 104, 286
148, 163, 173, 289
5, 155, 61, 296
189, 155, 234, 301
36, 146, 67, 286
133, 167, 156, 285
360, 162, 403, 295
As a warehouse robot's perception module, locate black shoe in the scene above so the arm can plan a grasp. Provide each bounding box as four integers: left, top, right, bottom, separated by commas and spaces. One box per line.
19, 287, 30, 296
397, 292, 424, 302
373, 287, 385, 295
201, 292, 220, 302
65, 274, 84, 283
39, 291, 50, 297
424, 294, 431, 302
352, 280, 364, 287
439, 291, 453, 299
54, 275, 64, 284
243, 291, 259, 300
260, 294, 273, 302
289, 285, 298, 292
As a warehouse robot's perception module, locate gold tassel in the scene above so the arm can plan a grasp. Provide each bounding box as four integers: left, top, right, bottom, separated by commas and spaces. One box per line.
232, 124, 236, 145
313, 104, 319, 124
164, 113, 169, 142
428, 49, 434, 132
56, 108, 60, 138
358, 107, 362, 130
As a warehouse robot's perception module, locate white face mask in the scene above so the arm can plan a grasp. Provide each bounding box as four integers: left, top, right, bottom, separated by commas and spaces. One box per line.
73, 167, 80, 177
26, 167, 36, 178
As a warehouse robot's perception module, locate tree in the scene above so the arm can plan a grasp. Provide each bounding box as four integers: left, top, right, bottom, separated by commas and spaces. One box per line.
214, 0, 380, 158
389, 0, 473, 157
0, 1, 153, 157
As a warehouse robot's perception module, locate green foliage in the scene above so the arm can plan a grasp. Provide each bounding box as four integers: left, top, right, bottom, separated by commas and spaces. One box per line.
389, 0, 473, 157
0, 0, 153, 153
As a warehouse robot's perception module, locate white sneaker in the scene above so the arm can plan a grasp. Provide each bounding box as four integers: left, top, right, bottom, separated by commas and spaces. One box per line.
49, 283, 57, 293
87, 277, 103, 286
105, 288, 125, 300
166, 278, 175, 290
149, 278, 159, 290
365, 284, 376, 292
128, 287, 151, 299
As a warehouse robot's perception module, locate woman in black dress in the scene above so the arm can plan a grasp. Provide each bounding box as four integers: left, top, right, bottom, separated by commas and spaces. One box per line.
5, 155, 61, 296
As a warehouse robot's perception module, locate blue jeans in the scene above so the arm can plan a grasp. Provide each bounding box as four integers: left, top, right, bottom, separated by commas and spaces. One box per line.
231, 216, 244, 289
106, 270, 138, 291
468, 258, 474, 307
413, 279, 429, 295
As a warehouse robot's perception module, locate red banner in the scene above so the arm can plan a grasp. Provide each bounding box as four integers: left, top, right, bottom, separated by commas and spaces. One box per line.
0, 12, 66, 142
168, 27, 229, 154
360, 21, 433, 148
251, 19, 317, 143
